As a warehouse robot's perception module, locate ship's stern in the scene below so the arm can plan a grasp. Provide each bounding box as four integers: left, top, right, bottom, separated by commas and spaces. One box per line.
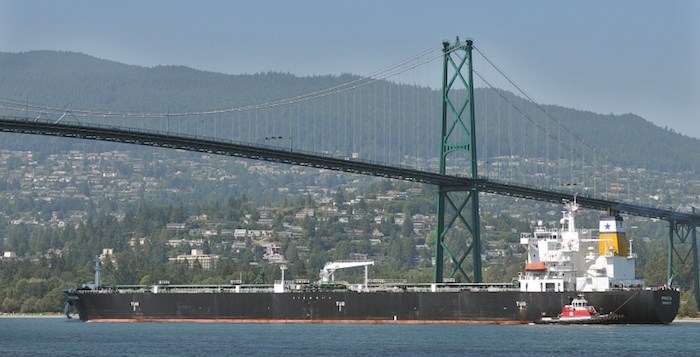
64, 289, 87, 321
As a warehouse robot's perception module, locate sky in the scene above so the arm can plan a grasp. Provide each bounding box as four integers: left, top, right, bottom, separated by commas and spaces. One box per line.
1, 0, 699, 138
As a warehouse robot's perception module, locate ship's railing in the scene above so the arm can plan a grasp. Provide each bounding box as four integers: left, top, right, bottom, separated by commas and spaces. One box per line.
78, 281, 524, 294
73, 285, 148, 293
157, 285, 277, 293
368, 279, 408, 284
77, 284, 279, 294
363, 282, 520, 293
531, 227, 594, 235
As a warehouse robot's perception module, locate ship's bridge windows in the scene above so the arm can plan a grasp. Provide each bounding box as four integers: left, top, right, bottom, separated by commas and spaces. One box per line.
536, 233, 557, 240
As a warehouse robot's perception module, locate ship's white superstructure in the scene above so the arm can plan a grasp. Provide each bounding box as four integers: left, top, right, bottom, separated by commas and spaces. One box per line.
518, 198, 643, 293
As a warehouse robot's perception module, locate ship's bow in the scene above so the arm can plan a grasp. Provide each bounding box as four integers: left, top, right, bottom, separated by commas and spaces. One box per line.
654, 288, 680, 324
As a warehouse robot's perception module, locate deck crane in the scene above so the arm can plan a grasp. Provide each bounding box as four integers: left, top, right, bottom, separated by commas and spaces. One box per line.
320, 261, 375, 290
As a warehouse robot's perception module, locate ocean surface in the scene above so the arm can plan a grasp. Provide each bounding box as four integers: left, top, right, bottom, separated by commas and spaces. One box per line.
1, 317, 699, 356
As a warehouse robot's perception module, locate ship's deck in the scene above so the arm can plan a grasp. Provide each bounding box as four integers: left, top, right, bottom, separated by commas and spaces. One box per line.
72, 281, 522, 294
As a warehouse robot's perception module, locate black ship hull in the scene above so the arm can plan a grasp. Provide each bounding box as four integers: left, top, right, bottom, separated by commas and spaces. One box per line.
66, 288, 679, 324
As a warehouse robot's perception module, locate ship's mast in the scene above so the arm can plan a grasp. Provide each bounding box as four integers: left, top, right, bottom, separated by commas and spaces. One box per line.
563, 195, 579, 232
93, 255, 101, 289
280, 265, 287, 285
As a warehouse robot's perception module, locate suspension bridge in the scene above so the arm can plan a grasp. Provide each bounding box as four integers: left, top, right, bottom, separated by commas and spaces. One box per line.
0, 39, 698, 307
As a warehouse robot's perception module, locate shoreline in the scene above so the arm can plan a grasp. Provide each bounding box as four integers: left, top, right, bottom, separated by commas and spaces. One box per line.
2, 313, 699, 323
0, 313, 64, 318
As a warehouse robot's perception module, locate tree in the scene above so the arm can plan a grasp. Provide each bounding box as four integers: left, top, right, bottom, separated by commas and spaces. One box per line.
333, 241, 351, 260
1, 297, 21, 313
6, 225, 30, 257
678, 290, 699, 317
357, 198, 368, 212
401, 214, 414, 237
380, 216, 395, 237
643, 247, 668, 287
334, 189, 345, 206
167, 261, 191, 284
302, 216, 316, 237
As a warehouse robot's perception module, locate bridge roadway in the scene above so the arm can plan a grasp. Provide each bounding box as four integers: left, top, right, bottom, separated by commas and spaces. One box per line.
1, 115, 697, 225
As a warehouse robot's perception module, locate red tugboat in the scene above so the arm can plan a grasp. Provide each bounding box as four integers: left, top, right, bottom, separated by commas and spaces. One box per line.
536, 295, 623, 324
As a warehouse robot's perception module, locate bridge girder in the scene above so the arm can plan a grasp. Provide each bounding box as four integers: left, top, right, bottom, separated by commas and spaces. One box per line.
0, 114, 697, 227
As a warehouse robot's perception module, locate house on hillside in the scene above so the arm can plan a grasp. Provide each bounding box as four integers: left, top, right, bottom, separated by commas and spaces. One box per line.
169, 249, 220, 270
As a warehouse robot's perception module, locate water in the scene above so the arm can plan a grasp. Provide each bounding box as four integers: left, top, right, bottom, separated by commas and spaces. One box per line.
1, 318, 699, 356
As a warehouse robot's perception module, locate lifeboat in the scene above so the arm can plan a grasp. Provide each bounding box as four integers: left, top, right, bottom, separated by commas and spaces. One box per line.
524, 262, 546, 272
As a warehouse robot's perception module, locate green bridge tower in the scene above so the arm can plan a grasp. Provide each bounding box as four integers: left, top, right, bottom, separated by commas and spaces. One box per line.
434, 38, 482, 283
668, 214, 700, 310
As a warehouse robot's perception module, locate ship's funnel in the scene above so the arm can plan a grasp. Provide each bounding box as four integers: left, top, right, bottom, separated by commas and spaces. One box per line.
598, 215, 629, 256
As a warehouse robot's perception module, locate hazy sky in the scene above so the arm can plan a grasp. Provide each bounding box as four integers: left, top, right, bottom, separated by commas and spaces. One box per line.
1, 0, 699, 138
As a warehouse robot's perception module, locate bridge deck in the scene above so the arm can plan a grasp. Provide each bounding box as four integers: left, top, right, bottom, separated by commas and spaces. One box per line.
1, 115, 697, 225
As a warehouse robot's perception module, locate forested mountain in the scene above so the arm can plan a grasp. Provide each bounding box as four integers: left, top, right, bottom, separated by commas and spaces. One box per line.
1, 50, 699, 172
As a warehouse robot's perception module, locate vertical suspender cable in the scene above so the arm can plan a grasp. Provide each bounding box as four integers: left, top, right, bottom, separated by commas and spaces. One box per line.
483, 88, 489, 178
343, 89, 348, 155
336, 92, 340, 156
313, 95, 317, 153
557, 117, 561, 188
412, 82, 417, 167
383, 82, 387, 163
373, 81, 377, 162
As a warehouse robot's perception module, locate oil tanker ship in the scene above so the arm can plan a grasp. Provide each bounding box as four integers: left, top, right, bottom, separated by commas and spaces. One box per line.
65, 201, 679, 324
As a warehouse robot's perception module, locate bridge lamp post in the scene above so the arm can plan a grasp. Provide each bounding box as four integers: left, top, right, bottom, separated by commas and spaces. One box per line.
262, 136, 293, 151
161, 105, 169, 132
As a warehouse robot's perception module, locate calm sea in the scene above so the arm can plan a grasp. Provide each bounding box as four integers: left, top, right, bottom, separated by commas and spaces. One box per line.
0, 318, 698, 356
